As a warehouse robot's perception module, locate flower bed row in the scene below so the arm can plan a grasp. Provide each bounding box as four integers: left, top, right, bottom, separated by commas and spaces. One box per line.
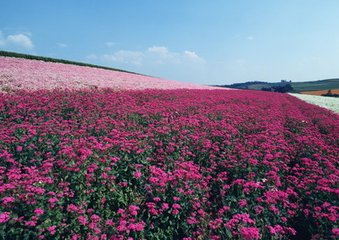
0, 89, 338, 239
0, 57, 219, 92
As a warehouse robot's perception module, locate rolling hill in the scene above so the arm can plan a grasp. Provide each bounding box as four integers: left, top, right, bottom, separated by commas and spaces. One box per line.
0, 51, 222, 93
218, 79, 339, 94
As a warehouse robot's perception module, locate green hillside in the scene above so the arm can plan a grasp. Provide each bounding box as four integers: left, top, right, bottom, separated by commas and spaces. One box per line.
291, 79, 339, 92
217, 79, 339, 93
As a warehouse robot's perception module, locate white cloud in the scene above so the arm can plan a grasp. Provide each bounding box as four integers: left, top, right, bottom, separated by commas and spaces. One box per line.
183, 50, 205, 62
0, 31, 34, 50
86, 46, 207, 83
88, 46, 206, 80
96, 46, 205, 66
57, 43, 68, 48
247, 36, 254, 41
7, 34, 34, 49
103, 50, 143, 66
147, 46, 181, 64
148, 46, 169, 55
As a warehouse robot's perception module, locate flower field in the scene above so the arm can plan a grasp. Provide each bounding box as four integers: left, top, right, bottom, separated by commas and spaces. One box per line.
289, 93, 339, 114
0, 89, 338, 239
0, 56, 219, 92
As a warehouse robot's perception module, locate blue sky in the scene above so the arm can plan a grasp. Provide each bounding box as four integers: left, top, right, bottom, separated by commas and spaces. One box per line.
1, 0, 339, 85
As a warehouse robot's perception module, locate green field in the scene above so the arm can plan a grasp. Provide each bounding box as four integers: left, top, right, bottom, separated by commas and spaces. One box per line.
291, 79, 339, 92
217, 79, 339, 93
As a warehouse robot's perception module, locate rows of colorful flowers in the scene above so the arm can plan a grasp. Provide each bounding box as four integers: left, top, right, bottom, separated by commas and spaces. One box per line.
289, 93, 339, 114
0, 89, 338, 239
0, 57, 219, 92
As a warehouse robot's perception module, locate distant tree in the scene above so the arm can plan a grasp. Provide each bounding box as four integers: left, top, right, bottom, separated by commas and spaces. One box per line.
322, 89, 339, 97
275, 83, 293, 93
261, 87, 273, 92
261, 84, 293, 93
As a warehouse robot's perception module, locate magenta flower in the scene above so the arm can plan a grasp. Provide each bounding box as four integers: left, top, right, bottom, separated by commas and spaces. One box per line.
34, 208, 44, 216
171, 209, 180, 215
90, 214, 101, 223
332, 228, 339, 238
173, 197, 180, 201
48, 197, 58, 204
129, 205, 140, 216
172, 203, 181, 209
240, 227, 260, 240
128, 222, 144, 231
161, 203, 169, 210
238, 199, 247, 207
24, 220, 37, 227
78, 216, 88, 226
71, 234, 80, 240
187, 217, 198, 225
67, 204, 79, 213
48, 225, 57, 235
105, 219, 114, 226
2, 197, 15, 204
134, 171, 142, 179
0, 84, 337, 239
0, 212, 10, 223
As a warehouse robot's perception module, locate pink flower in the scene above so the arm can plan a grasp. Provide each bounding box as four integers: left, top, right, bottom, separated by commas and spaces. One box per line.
285, 227, 296, 235
67, 204, 79, 213
117, 220, 127, 232
25, 220, 37, 227
187, 217, 198, 225
172, 209, 180, 215
134, 171, 142, 179
267, 225, 284, 235
162, 203, 169, 210
105, 219, 114, 226
78, 216, 88, 226
117, 208, 125, 215
238, 199, 247, 207
173, 197, 180, 201
128, 222, 144, 231
149, 177, 159, 184
129, 205, 140, 216
48, 197, 58, 204
34, 208, 44, 216
172, 203, 181, 209
332, 228, 339, 237
71, 234, 81, 240
0, 212, 10, 223
16, 146, 23, 152
90, 214, 101, 223
48, 225, 57, 235
240, 227, 260, 240
2, 197, 15, 204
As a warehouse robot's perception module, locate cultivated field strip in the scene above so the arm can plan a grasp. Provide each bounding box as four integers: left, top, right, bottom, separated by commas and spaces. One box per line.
289, 93, 339, 113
